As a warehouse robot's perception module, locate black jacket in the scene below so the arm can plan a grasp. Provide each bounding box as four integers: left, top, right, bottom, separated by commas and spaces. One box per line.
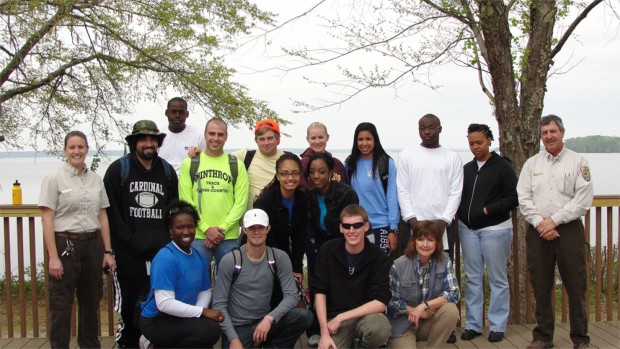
457, 152, 518, 230
312, 237, 392, 319
308, 181, 359, 248
253, 185, 307, 274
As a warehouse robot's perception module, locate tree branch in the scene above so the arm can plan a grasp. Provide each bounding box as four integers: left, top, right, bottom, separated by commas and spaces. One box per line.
0, 3, 72, 87
551, 0, 604, 58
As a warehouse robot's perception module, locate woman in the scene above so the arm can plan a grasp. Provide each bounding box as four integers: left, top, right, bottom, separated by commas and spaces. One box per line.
345, 122, 399, 254
140, 200, 223, 348
39, 131, 116, 349
456, 123, 518, 343
306, 152, 358, 345
387, 221, 460, 348
300, 122, 347, 192
307, 152, 359, 252
254, 153, 307, 279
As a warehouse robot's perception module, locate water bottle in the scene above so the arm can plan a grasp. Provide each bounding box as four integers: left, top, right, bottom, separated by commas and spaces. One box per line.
12, 180, 22, 205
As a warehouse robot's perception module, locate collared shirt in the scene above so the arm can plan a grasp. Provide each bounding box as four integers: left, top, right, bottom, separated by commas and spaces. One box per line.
39, 162, 110, 232
517, 147, 593, 227
387, 255, 460, 317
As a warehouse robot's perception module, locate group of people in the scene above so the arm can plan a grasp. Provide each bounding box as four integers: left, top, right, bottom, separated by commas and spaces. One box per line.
38, 96, 593, 349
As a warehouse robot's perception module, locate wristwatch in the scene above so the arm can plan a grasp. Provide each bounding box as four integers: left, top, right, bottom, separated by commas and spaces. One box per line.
390, 229, 399, 235
104, 249, 115, 256
423, 300, 430, 312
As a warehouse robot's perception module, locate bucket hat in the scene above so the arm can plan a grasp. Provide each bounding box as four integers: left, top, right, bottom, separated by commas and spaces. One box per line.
125, 120, 166, 145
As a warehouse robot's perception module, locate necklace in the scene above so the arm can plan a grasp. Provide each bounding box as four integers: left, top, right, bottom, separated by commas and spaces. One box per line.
348, 266, 355, 275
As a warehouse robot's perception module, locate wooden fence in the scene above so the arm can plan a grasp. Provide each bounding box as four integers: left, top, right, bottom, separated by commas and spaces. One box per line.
1, 196, 619, 339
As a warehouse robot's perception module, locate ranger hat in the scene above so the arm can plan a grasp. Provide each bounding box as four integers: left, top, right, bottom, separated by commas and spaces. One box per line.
125, 120, 166, 146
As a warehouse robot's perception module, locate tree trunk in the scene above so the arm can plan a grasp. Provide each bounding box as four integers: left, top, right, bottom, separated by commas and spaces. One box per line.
477, 0, 557, 324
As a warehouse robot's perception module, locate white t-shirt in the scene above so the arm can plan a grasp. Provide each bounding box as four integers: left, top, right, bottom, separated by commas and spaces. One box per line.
158, 124, 206, 174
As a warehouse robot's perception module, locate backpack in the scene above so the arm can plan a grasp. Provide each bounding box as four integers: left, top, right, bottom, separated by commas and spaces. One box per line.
346, 153, 390, 195
120, 154, 174, 187
243, 149, 293, 170
189, 153, 238, 186
231, 246, 283, 309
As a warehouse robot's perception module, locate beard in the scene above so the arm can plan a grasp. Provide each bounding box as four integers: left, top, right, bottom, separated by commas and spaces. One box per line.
136, 147, 157, 161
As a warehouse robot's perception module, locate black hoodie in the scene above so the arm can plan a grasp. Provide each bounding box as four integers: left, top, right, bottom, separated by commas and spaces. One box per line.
457, 152, 518, 229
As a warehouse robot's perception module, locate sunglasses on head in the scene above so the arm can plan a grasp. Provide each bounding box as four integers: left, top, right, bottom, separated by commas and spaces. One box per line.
341, 222, 365, 230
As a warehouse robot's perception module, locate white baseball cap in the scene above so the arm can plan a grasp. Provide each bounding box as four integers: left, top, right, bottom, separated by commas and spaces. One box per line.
243, 209, 269, 228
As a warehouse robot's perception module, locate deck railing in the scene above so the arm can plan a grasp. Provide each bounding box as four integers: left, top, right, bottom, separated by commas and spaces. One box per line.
1, 196, 619, 338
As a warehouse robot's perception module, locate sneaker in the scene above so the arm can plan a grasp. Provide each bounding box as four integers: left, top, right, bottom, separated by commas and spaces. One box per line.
307, 334, 320, 347
460, 329, 482, 340
573, 343, 589, 349
488, 331, 504, 342
139, 335, 153, 349
446, 331, 457, 343
526, 339, 554, 349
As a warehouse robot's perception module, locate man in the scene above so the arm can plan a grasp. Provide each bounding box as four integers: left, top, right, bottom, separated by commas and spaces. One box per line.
396, 113, 463, 260
313, 204, 392, 349
104, 120, 178, 348
517, 114, 593, 349
213, 209, 313, 349
157, 97, 206, 174
179, 118, 248, 266
232, 118, 285, 209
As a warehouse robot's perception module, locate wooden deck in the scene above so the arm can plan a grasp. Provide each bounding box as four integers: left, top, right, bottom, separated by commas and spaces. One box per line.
1, 322, 618, 349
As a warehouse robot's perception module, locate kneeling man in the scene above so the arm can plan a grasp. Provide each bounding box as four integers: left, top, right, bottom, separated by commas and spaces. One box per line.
313, 204, 392, 349
213, 209, 313, 348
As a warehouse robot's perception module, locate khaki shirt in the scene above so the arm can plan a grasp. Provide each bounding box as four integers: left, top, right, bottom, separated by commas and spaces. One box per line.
39, 162, 110, 233
517, 147, 593, 227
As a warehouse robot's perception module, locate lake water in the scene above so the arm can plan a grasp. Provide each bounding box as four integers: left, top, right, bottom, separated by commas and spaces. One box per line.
1, 150, 618, 275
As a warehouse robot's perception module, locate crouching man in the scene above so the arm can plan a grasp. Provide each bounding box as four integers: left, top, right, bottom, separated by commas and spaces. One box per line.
213, 209, 313, 348
313, 204, 392, 349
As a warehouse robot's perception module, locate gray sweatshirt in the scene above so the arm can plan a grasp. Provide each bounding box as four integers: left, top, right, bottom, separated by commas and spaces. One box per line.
213, 245, 298, 341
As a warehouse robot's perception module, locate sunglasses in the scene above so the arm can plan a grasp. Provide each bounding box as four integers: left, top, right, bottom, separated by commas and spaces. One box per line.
341, 222, 365, 230
169, 206, 195, 217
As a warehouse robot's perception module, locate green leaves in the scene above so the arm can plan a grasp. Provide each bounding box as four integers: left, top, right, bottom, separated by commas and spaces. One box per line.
0, 0, 276, 151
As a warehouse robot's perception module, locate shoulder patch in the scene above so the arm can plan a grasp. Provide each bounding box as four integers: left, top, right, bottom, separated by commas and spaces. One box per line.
580, 166, 591, 182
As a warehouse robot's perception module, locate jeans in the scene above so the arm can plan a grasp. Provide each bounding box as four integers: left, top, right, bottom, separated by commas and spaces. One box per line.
191, 238, 238, 268
221, 308, 313, 348
459, 223, 512, 332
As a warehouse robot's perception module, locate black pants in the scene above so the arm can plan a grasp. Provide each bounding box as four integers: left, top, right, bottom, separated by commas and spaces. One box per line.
526, 220, 589, 345
49, 234, 103, 349
140, 313, 221, 348
114, 248, 149, 348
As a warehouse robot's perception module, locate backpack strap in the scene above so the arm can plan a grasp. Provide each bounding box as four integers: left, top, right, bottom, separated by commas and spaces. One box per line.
231, 247, 243, 284
120, 155, 130, 187
266, 246, 277, 277
190, 155, 200, 186
377, 154, 389, 195
162, 160, 174, 186
243, 150, 256, 170
228, 153, 238, 187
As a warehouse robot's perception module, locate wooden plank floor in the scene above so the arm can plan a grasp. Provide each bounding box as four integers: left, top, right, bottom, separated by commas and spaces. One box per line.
1, 322, 618, 348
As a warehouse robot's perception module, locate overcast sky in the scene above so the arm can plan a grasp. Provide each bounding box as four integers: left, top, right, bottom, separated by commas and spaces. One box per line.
136, 1, 620, 151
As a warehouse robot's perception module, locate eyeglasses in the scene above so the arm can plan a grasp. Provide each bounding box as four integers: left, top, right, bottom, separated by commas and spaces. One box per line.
169, 206, 195, 217
341, 222, 365, 230
278, 171, 301, 178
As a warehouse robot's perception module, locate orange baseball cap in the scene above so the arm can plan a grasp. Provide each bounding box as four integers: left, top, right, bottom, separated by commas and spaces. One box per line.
254, 119, 280, 135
